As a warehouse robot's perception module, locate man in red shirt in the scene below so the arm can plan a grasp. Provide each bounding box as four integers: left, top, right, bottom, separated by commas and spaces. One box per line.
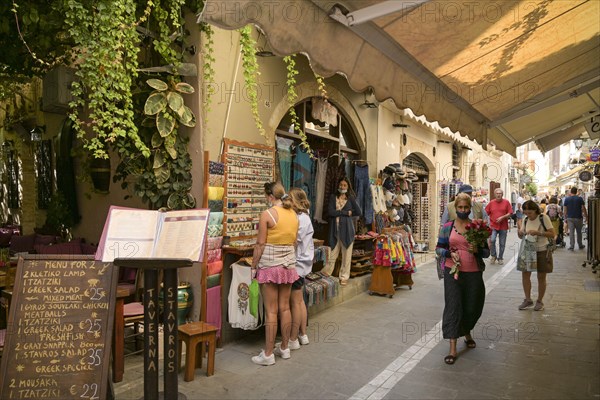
485, 188, 513, 264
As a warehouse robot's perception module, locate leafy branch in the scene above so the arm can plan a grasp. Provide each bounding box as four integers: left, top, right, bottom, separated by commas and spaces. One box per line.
284, 55, 313, 158
239, 25, 266, 140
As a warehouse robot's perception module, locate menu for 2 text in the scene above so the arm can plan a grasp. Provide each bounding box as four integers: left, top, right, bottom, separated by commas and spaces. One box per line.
0, 255, 117, 400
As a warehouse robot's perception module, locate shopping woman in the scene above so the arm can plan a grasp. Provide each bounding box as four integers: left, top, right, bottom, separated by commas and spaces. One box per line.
287, 187, 314, 349
435, 193, 489, 365
250, 182, 299, 365
517, 200, 555, 312
321, 177, 362, 286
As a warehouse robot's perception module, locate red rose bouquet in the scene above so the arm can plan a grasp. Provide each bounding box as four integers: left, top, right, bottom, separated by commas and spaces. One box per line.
464, 219, 492, 250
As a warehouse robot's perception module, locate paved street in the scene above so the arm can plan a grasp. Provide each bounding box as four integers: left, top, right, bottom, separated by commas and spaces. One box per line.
114, 230, 599, 399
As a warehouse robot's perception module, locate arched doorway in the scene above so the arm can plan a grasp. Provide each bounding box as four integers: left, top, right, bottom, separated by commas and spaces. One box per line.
274, 97, 365, 241
402, 153, 431, 251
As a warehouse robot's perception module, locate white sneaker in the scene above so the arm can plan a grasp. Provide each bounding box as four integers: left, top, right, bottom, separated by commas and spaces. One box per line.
273, 343, 291, 359
287, 339, 300, 350
251, 350, 275, 366
490, 256, 496, 264
497, 259, 504, 265
298, 334, 309, 345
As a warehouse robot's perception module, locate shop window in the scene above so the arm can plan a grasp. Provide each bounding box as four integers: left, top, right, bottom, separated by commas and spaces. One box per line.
452, 143, 460, 180
469, 163, 476, 185
36, 140, 53, 209
2, 141, 20, 209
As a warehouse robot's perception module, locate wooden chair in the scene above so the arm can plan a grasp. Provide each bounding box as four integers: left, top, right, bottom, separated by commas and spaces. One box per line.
178, 321, 218, 381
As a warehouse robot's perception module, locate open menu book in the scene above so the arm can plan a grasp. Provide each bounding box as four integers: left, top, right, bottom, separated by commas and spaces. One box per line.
96, 206, 209, 262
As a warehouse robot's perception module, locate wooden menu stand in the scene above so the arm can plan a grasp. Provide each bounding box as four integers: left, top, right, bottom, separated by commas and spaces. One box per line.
113, 258, 192, 400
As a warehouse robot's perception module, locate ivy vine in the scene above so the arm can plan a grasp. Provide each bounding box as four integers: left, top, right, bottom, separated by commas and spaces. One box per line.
201, 23, 216, 124
63, 0, 148, 160
239, 25, 267, 140
283, 55, 313, 157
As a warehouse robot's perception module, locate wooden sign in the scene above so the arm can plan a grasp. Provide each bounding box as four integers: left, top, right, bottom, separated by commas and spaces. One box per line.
0, 255, 118, 400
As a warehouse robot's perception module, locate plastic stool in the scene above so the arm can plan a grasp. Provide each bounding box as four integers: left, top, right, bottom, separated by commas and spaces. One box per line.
178, 321, 218, 381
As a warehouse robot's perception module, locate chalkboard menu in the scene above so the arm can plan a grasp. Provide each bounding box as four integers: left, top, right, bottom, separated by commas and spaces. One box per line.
0, 255, 118, 400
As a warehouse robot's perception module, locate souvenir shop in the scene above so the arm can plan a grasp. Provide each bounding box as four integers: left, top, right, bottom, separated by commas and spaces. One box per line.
201, 98, 421, 342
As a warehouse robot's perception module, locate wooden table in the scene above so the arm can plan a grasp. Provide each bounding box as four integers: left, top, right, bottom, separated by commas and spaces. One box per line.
112, 286, 131, 383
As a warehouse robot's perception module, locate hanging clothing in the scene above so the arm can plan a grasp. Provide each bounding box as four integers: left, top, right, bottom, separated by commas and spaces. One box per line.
354, 164, 373, 225
228, 262, 263, 330
293, 147, 315, 211
322, 156, 343, 221
277, 137, 294, 191
314, 157, 328, 223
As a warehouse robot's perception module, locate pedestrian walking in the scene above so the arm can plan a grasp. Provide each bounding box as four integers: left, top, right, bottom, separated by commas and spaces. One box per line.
321, 177, 362, 286
515, 191, 525, 230
250, 182, 299, 365
484, 188, 513, 265
440, 185, 488, 225
436, 193, 490, 365
517, 200, 555, 312
562, 187, 588, 251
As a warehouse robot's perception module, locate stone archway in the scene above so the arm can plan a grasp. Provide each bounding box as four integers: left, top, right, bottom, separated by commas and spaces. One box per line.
266, 81, 367, 152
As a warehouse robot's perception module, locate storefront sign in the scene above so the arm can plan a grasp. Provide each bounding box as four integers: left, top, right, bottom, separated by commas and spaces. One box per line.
579, 170, 593, 182
590, 148, 600, 162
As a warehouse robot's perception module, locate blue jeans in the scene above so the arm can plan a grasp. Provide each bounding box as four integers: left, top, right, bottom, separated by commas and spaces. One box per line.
490, 229, 507, 259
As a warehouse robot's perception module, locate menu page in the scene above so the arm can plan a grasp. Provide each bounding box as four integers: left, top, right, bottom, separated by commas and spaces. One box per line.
0, 255, 117, 400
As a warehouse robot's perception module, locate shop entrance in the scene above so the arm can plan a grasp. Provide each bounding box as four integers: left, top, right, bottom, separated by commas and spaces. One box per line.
274, 97, 363, 241
402, 153, 430, 251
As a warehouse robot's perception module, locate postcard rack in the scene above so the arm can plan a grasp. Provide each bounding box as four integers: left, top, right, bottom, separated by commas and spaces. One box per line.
222, 138, 275, 240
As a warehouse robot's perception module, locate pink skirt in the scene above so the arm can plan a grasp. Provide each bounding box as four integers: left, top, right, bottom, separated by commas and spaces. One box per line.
256, 266, 299, 285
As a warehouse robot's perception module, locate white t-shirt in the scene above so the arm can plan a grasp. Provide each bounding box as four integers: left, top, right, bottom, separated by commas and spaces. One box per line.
521, 214, 553, 251
295, 212, 315, 277
228, 262, 262, 330
516, 196, 525, 211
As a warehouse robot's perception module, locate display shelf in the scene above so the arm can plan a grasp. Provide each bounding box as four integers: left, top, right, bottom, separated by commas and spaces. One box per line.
222, 139, 274, 240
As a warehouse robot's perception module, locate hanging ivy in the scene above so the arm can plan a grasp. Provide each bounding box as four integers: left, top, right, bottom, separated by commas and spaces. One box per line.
201, 23, 216, 124
283, 55, 313, 157
63, 0, 148, 160
239, 25, 267, 140
315, 73, 328, 99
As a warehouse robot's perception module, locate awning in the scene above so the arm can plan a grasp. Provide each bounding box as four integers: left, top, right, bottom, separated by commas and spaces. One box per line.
199, 1, 600, 156
536, 123, 587, 153
552, 164, 586, 185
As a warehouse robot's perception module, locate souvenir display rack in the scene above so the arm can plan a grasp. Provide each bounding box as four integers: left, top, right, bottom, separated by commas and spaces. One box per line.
350, 237, 375, 278
438, 181, 461, 221
410, 181, 430, 245
222, 139, 275, 240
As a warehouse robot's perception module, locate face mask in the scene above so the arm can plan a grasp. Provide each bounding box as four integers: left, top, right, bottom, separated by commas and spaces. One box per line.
456, 211, 470, 220
339, 189, 347, 194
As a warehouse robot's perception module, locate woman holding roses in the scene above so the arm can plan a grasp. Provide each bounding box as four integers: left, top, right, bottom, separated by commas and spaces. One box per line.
436, 193, 490, 365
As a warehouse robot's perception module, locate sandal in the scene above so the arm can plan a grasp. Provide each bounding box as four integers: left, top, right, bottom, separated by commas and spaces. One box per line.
444, 354, 457, 365
464, 339, 476, 349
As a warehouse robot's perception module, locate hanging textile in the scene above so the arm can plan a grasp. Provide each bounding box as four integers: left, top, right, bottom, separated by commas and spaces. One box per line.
276, 137, 294, 191
293, 146, 315, 210
354, 164, 373, 225
314, 157, 328, 223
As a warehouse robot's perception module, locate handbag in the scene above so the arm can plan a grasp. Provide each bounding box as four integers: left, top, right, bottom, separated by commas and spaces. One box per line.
249, 279, 259, 318
435, 254, 445, 280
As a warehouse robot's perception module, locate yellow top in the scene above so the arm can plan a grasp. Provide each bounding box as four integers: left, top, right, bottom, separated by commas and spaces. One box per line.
266, 206, 298, 245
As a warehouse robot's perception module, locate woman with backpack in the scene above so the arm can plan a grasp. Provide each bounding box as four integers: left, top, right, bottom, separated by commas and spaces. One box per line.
517, 200, 556, 312
545, 197, 561, 242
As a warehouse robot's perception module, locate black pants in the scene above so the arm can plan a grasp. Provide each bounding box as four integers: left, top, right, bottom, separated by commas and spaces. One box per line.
442, 269, 485, 339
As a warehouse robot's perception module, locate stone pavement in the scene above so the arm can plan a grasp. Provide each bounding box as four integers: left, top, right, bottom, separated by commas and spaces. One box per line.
114, 230, 599, 399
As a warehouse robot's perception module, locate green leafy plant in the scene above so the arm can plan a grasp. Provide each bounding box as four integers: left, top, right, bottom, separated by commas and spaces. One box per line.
239, 26, 266, 140
201, 23, 216, 122
283, 55, 313, 157
44, 191, 74, 239
63, 0, 148, 161
114, 77, 196, 210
